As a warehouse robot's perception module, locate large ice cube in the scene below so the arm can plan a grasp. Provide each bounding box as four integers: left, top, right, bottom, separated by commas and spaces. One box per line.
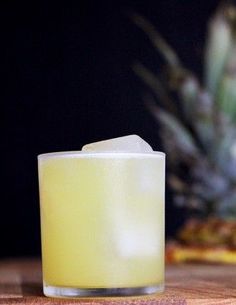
116, 225, 160, 257
82, 135, 153, 152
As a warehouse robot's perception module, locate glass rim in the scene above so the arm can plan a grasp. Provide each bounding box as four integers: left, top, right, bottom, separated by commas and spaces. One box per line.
38, 150, 166, 160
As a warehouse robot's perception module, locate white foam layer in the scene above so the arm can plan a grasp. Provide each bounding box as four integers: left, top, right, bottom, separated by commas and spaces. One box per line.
38, 151, 165, 160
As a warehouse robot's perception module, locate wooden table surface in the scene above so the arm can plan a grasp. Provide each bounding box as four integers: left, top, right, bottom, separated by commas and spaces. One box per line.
0, 259, 235, 305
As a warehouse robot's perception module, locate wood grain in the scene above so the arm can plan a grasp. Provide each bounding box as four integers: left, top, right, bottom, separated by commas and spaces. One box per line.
0, 259, 235, 304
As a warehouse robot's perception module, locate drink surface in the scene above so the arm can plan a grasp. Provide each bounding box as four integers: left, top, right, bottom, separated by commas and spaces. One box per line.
38, 152, 165, 288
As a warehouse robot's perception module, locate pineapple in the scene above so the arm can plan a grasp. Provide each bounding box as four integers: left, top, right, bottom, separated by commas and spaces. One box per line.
131, 2, 236, 261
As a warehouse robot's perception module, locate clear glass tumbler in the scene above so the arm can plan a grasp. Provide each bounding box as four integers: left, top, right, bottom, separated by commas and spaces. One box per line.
38, 151, 165, 297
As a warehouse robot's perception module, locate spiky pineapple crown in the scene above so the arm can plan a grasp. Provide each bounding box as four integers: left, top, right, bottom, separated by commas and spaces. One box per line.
132, 3, 236, 218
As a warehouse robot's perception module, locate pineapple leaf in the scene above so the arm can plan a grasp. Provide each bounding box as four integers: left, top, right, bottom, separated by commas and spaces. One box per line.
179, 75, 200, 120
218, 77, 236, 121
216, 190, 236, 218
217, 46, 236, 122
205, 5, 233, 95
168, 175, 188, 192
133, 62, 178, 114
147, 99, 200, 157
213, 125, 236, 181
192, 91, 215, 150
131, 13, 180, 67
192, 167, 229, 201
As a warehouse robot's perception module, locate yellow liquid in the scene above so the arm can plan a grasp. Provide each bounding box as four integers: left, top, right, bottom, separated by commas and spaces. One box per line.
38, 152, 165, 288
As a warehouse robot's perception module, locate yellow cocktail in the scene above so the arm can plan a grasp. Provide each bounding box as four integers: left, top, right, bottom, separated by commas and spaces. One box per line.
38, 150, 165, 297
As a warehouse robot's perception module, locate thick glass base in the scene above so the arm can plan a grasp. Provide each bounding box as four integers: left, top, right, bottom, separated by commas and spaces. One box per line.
44, 283, 164, 298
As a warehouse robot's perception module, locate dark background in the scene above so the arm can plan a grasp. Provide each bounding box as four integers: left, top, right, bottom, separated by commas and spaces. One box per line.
3, 0, 219, 257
